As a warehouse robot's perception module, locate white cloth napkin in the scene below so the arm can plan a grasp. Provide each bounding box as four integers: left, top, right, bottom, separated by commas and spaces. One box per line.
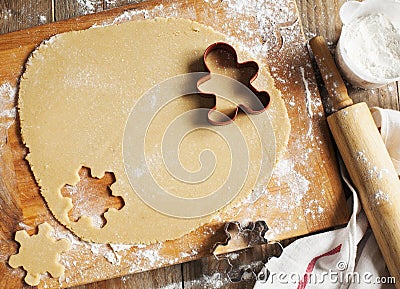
371, 108, 400, 175
254, 108, 400, 289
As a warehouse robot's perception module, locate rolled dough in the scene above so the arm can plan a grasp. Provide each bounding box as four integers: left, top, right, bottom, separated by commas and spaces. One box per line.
19, 18, 290, 244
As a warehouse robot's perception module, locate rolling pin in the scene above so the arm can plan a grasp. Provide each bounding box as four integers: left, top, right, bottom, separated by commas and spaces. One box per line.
309, 36, 400, 287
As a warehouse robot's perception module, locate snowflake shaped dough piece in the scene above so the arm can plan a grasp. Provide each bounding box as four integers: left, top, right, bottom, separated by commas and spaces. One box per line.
8, 222, 71, 286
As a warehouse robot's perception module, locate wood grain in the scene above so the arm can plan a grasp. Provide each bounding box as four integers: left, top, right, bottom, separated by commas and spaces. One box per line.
105, 0, 142, 9
71, 264, 183, 289
1, 0, 398, 288
54, 0, 104, 21
0, 0, 52, 33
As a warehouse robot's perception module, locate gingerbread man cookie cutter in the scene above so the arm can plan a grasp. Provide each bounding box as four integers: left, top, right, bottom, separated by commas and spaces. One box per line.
198, 42, 271, 125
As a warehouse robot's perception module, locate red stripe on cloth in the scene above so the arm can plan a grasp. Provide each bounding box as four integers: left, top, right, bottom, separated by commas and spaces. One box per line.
297, 244, 342, 289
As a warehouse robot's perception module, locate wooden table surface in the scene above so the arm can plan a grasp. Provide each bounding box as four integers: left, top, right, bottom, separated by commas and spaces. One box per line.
1, 0, 399, 288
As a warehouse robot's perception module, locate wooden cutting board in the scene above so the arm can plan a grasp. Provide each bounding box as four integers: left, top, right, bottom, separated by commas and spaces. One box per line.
0, 0, 349, 288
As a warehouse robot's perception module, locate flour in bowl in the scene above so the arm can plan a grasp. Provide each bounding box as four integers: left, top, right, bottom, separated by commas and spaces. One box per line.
342, 13, 400, 80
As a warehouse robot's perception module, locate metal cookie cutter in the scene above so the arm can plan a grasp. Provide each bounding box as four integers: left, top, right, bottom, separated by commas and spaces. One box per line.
211, 221, 269, 282
212, 220, 268, 256
197, 42, 271, 125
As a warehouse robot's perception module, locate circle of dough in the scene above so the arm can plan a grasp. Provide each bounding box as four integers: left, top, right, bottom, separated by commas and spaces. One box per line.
19, 18, 290, 244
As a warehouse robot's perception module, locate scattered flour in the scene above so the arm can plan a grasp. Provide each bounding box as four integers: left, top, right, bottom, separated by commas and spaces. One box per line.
110, 243, 134, 252
184, 272, 229, 289
110, 3, 182, 25
104, 250, 119, 265
374, 190, 391, 205
18, 222, 33, 231
1, 9, 13, 20
52, 227, 136, 267
105, 0, 117, 6
0, 82, 17, 146
39, 15, 47, 24
356, 150, 391, 180
77, 0, 101, 15
299, 67, 313, 118
304, 200, 325, 220
179, 249, 198, 259
299, 66, 316, 138
106, 0, 300, 61
52, 228, 82, 248
0, 82, 17, 121
129, 244, 167, 273
273, 159, 310, 200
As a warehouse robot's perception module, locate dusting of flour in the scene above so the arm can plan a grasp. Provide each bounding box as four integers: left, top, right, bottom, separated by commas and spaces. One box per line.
77, 0, 101, 15
0, 82, 17, 146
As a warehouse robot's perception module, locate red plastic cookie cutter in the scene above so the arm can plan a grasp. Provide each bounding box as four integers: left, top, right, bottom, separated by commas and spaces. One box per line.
197, 42, 271, 125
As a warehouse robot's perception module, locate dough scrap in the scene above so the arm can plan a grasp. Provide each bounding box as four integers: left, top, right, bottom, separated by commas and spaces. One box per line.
19, 18, 290, 243
8, 223, 71, 286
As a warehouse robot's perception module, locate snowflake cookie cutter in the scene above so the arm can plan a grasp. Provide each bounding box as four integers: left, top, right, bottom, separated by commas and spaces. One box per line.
197, 42, 271, 125
211, 221, 269, 282
212, 220, 268, 256
8, 222, 71, 286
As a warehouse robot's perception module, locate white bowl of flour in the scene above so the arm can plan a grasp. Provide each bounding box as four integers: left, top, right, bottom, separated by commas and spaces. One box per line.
336, 0, 400, 88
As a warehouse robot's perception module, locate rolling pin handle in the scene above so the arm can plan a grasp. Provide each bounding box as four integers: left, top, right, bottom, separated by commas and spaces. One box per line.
309, 36, 353, 111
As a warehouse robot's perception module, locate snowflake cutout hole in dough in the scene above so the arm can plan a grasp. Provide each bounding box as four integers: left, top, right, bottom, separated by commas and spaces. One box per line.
8, 222, 71, 286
